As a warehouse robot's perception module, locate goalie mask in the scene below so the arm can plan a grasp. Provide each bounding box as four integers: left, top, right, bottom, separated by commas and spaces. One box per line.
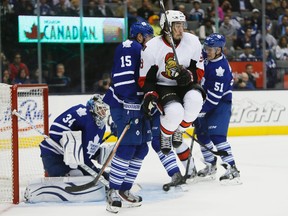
86, 94, 109, 128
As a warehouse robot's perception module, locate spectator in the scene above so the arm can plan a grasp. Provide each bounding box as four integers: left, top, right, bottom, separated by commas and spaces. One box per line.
278, 8, 288, 26
175, 4, 189, 20
34, 0, 54, 16
189, 0, 205, 23
274, 36, 288, 60
12, 68, 31, 84
244, 63, 257, 87
114, 0, 134, 17
233, 72, 255, 90
1, 0, 14, 16
95, 0, 114, 17
70, 0, 80, 16
255, 27, 278, 51
234, 26, 257, 50
266, 1, 278, 21
229, 0, 253, 13
265, 15, 277, 36
221, 0, 232, 13
275, 15, 288, 39
206, 0, 224, 23
237, 16, 258, 37
250, 9, 262, 34
265, 50, 278, 88
14, 0, 34, 15
223, 46, 235, 61
1, 52, 9, 71
54, 0, 72, 16
49, 63, 71, 92
275, 0, 288, 19
9, 52, 30, 81
238, 43, 257, 61
137, 0, 154, 21
93, 72, 111, 94
198, 18, 216, 42
148, 14, 161, 36
2, 69, 12, 84
225, 9, 242, 31
219, 15, 237, 50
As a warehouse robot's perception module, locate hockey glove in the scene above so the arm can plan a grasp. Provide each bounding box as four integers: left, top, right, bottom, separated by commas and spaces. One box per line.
142, 91, 159, 118
175, 66, 193, 86
110, 121, 117, 136
194, 112, 208, 136
123, 101, 142, 124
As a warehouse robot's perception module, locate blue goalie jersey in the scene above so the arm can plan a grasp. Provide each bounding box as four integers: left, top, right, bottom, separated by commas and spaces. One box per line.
201, 55, 233, 113
40, 104, 105, 169
103, 39, 144, 107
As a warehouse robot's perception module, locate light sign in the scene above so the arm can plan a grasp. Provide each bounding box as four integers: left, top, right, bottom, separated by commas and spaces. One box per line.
18, 16, 125, 43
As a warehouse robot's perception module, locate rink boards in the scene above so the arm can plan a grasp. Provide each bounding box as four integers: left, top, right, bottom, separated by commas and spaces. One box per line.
47, 90, 288, 137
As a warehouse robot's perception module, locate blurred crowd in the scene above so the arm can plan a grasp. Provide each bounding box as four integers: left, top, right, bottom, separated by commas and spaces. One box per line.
1, 0, 288, 91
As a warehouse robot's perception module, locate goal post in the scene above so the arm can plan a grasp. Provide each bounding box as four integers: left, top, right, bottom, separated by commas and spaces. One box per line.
0, 84, 49, 204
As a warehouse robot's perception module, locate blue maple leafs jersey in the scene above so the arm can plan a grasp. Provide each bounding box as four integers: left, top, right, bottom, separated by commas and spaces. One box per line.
201, 55, 233, 113
103, 39, 144, 107
40, 104, 105, 169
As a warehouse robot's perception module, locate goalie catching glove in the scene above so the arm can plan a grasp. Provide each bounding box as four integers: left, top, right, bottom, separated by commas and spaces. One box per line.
142, 91, 159, 118
175, 65, 193, 86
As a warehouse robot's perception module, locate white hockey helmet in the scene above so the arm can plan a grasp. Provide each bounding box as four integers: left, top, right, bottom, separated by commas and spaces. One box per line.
86, 94, 109, 127
160, 10, 186, 29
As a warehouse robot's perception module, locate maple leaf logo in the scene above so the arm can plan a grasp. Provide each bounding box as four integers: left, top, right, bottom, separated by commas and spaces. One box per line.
25, 24, 45, 39
215, 66, 225, 77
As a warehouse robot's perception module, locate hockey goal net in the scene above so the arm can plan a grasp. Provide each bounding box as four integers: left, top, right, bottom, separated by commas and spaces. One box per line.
0, 84, 49, 204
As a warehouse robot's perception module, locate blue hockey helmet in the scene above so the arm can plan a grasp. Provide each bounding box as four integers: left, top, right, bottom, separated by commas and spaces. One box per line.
86, 94, 109, 127
203, 33, 226, 50
129, 21, 154, 39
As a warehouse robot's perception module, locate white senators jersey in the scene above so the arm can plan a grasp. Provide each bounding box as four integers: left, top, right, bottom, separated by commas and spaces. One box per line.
140, 32, 204, 86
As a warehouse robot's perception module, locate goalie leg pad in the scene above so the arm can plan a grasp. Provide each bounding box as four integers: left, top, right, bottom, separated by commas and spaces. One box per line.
24, 176, 105, 203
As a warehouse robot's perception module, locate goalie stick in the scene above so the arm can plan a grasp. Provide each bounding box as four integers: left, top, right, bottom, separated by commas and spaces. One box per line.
12, 109, 110, 188
184, 131, 228, 156
64, 123, 131, 192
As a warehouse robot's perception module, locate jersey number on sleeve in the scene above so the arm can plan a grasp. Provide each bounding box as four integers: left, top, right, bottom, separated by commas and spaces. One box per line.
62, 114, 76, 127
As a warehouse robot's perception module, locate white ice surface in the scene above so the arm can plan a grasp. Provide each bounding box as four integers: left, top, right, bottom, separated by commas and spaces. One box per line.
1, 135, 288, 216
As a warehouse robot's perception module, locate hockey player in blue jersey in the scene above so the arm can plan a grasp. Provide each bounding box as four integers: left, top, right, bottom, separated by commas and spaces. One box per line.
40, 94, 110, 178
102, 21, 154, 213
194, 33, 241, 185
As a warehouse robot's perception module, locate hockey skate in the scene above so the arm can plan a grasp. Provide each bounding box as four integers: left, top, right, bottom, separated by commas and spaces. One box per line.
118, 190, 142, 208
106, 189, 122, 213
219, 163, 242, 185
172, 129, 183, 148
163, 171, 186, 191
161, 134, 172, 155
197, 161, 217, 181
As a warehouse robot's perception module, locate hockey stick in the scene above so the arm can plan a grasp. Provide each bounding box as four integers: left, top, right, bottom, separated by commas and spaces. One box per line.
100, 133, 114, 144
12, 109, 109, 187
184, 131, 228, 156
184, 129, 196, 179
159, 0, 181, 77
65, 123, 131, 192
